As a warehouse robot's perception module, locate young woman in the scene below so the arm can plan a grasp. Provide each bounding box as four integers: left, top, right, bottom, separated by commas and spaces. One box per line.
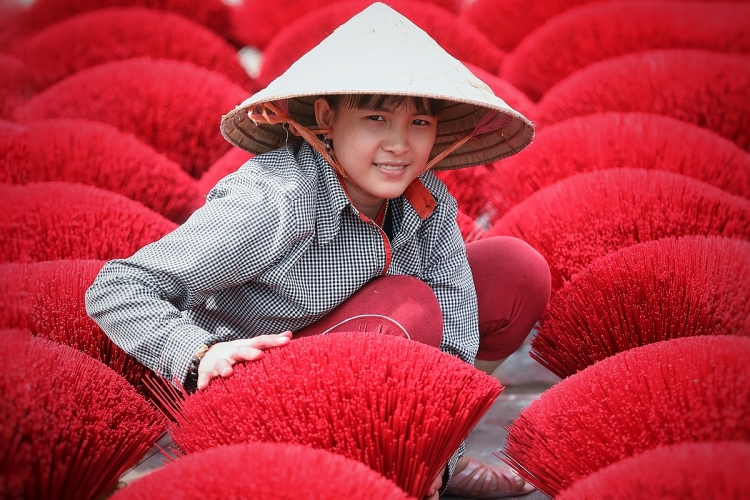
87, 4, 549, 498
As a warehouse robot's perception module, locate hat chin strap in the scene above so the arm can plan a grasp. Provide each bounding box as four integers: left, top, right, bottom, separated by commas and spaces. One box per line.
249, 100, 347, 177
249, 99, 512, 178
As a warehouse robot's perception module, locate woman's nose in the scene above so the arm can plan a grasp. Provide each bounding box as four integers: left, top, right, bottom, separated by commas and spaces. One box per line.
382, 125, 410, 154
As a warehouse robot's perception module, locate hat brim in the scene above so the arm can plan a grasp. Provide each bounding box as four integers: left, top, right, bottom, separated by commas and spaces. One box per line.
220, 3, 535, 170
222, 92, 533, 170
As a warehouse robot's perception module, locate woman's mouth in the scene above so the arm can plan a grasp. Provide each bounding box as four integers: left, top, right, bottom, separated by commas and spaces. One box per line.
374, 163, 408, 170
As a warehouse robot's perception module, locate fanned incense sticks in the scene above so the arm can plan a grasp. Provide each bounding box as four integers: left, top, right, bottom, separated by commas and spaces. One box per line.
16, 58, 249, 178
532, 236, 750, 378
0, 260, 151, 389
112, 442, 415, 499
488, 168, 750, 291
557, 441, 750, 500
489, 113, 750, 220
535, 50, 750, 150
502, 2, 750, 101
18, 8, 252, 90
153, 332, 503, 499
0, 119, 203, 222
502, 336, 750, 497
0, 332, 165, 500
0, 182, 176, 263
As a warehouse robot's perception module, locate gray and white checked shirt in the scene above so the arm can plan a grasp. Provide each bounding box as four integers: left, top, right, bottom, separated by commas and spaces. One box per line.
86, 141, 480, 387
86, 141, 477, 483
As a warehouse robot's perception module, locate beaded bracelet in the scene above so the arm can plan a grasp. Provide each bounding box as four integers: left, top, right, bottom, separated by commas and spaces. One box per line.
186, 338, 221, 389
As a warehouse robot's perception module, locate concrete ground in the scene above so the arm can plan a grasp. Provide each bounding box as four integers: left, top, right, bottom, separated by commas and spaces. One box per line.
442, 332, 558, 500
119, 332, 559, 499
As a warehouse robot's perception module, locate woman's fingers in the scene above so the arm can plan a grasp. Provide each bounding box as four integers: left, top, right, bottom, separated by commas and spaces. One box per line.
234, 331, 292, 353
197, 332, 293, 390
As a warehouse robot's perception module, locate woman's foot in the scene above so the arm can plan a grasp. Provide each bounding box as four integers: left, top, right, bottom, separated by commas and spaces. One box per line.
445, 456, 535, 498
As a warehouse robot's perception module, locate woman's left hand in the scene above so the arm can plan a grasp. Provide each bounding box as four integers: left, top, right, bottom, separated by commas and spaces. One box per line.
424, 465, 445, 499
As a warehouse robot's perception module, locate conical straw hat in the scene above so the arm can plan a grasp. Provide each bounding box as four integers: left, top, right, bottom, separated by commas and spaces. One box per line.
221, 2, 534, 170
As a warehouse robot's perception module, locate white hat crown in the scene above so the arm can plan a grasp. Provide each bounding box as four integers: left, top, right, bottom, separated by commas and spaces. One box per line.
221, 2, 534, 170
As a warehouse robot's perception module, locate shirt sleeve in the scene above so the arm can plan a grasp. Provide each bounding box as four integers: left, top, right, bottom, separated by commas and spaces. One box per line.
85, 166, 300, 387
421, 194, 480, 365
417, 177, 481, 489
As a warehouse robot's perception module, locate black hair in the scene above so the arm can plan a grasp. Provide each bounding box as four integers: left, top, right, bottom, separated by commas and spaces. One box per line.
324, 94, 444, 116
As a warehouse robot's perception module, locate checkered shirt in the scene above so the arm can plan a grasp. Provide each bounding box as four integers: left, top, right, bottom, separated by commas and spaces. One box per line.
87, 140, 479, 384
86, 141, 478, 481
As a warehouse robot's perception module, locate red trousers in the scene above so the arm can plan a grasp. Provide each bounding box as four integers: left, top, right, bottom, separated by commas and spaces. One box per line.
295, 236, 551, 361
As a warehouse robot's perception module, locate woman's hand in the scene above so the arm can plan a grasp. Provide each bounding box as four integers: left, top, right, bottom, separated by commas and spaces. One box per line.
197, 331, 292, 390
425, 465, 446, 500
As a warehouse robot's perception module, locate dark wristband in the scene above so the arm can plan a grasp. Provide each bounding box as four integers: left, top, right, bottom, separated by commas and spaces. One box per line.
185, 338, 221, 391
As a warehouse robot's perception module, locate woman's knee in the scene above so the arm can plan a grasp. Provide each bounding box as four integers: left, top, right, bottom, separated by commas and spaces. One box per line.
467, 236, 551, 316
467, 236, 551, 360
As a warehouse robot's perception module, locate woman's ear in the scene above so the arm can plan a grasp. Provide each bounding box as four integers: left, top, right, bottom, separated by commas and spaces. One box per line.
314, 98, 334, 130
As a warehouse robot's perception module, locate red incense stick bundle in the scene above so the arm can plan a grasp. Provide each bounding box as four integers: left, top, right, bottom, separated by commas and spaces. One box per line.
1, 182, 176, 263
17, 7, 253, 91
557, 441, 750, 500
13, 0, 231, 39
436, 165, 505, 224
532, 236, 750, 378
0, 54, 32, 120
16, 57, 249, 178
197, 148, 253, 197
154, 332, 503, 499
462, 63, 537, 121
0, 260, 151, 389
502, 336, 750, 498
489, 113, 750, 219
487, 168, 750, 291
231, 0, 458, 51
0, 332, 165, 500
535, 50, 750, 150
0, 119, 203, 223
460, 0, 589, 51
456, 209, 486, 243
502, 2, 750, 101
112, 442, 415, 499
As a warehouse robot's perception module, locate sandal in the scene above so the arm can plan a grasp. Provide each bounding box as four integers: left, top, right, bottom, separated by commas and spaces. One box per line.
445, 456, 535, 498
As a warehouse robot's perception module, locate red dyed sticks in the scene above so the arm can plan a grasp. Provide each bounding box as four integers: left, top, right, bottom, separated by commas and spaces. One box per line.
16, 58, 250, 178
459, 0, 737, 52
257, 0, 504, 88
535, 50, 750, 150
231, 0, 458, 51
532, 236, 750, 378
17, 8, 254, 91
0, 119, 203, 223
1, 182, 177, 263
487, 168, 750, 291
463, 63, 537, 120
0, 333, 165, 500
112, 442, 414, 499
0, 54, 32, 119
502, 2, 750, 101
13, 0, 231, 39
489, 112, 750, 220
197, 148, 253, 197
557, 441, 750, 500
456, 209, 486, 243
502, 336, 750, 497
0, 260, 151, 389
157, 332, 502, 499
436, 165, 505, 223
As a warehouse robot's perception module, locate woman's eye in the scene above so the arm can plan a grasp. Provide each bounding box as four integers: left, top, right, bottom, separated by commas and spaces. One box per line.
413, 119, 431, 126
366, 115, 384, 121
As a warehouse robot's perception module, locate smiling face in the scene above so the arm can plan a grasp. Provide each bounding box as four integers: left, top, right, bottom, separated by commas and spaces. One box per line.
314, 95, 439, 219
